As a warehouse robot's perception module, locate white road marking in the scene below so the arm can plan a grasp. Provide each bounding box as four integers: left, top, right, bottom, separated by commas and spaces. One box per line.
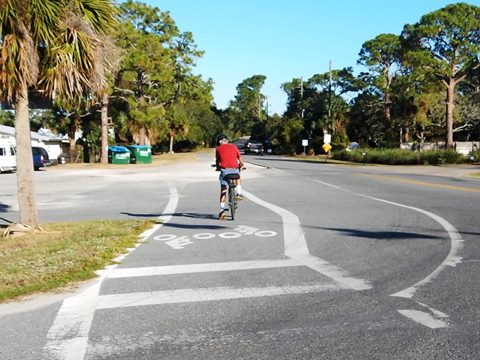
397, 309, 448, 329
43, 184, 179, 360
417, 301, 449, 319
153, 226, 277, 249
96, 283, 347, 309
312, 179, 342, 190
310, 177, 463, 328
165, 236, 193, 249
355, 193, 464, 299
138, 185, 179, 242
292, 254, 372, 290
242, 191, 309, 256
243, 190, 371, 290
108, 259, 301, 278
44, 277, 102, 360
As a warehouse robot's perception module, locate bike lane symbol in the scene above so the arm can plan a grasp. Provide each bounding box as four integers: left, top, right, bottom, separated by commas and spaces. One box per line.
153, 225, 277, 250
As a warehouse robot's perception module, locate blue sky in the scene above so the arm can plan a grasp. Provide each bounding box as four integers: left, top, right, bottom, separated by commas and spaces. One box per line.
141, 1, 479, 114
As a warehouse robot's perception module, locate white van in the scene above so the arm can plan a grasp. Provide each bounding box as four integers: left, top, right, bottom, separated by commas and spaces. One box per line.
0, 138, 17, 173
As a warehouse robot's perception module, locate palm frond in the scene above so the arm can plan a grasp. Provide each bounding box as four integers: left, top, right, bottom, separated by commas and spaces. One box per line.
28, 0, 62, 44
0, 24, 39, 102
71, 0, 120, 35
38, 12, 108, 103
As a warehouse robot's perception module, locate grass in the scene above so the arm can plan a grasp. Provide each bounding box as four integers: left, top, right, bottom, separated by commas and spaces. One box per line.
50, 151, 200, 170
0, 219, 154, 302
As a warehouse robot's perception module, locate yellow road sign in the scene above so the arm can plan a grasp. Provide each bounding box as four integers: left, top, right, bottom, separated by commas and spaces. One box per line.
322, 143, 332, 153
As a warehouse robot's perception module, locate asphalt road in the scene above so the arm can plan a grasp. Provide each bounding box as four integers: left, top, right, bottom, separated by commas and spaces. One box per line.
1, 155, 479, 360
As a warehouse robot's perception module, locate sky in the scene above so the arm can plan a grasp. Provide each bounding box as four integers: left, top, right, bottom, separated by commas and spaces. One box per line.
141, 1, 480, 114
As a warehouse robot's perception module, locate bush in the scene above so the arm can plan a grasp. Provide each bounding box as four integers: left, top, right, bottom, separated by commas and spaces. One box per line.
332, 148, 465, 165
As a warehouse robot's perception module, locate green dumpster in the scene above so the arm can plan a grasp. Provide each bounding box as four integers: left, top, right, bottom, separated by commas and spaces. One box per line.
127, 145, 152, 164
108, 146, 130, 164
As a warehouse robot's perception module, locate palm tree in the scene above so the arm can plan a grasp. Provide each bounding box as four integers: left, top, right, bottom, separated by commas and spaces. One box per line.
0, 0, 118, 228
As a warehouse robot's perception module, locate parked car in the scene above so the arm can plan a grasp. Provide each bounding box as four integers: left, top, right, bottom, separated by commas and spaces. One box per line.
244, 142, 264, 155
32, 146, 51, 170
57, 152, 70, 164
232, 138, 249, 151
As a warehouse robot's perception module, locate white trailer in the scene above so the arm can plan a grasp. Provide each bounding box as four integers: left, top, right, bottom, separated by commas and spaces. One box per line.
0, 137, 16, 173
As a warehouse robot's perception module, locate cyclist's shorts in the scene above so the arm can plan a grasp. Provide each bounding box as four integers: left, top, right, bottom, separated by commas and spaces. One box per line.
219, 168, 240, 187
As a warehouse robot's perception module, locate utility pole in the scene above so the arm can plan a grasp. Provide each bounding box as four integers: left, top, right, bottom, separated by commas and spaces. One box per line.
300, 77, 304, 120
328, 60, 332, 134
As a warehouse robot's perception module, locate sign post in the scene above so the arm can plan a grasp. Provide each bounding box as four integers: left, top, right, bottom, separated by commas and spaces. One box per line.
323, 133, 332, 161
302, 139, 308, 155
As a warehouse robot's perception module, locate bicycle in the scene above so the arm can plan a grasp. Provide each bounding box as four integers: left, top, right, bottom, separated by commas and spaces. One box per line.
224, 172, 240, 220
212, 165, 244, 221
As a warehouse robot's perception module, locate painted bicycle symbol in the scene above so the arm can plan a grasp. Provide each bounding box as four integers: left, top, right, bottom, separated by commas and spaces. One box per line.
153, 225, 277, 249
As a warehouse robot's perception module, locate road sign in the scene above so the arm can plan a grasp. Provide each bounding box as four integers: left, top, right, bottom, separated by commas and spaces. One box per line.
322, 143, 332, 153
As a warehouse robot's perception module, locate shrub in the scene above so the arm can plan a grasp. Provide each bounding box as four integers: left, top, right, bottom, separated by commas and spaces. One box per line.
332, 148, 465, 165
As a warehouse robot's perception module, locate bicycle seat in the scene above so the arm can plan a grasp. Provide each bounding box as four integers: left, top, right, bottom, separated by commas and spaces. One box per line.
225, 173, 240, 180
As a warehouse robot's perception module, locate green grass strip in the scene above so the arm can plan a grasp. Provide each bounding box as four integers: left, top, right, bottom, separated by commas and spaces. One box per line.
0, 219, 154, 302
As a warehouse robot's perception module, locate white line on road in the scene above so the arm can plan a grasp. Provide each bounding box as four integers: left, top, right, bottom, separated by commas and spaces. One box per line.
243, 190, 371, 290
355, 193, 464, 299
44, 276, 105, 360
138, 185, 179, 242
96, 283, 347, 309
312, 179, 342, 190
397, 309, 448, 329
43, 184, 179, 360
310, 177, 463, 328
311, 180, 463, 298
243, 191, 309, 256
108, 259, 301, 278
291, 253, 372, 290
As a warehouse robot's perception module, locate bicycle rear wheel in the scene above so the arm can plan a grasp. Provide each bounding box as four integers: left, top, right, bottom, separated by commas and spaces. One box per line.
229, 183, 236, 220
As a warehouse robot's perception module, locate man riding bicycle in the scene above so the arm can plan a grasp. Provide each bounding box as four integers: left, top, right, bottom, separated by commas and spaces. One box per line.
215, 134, 245, 220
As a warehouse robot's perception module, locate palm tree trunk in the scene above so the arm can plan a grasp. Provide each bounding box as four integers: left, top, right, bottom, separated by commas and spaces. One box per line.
139, 127, 146, 145
100, 92, 109, 164
68, 119, 78, 162
15, 81, 39, 227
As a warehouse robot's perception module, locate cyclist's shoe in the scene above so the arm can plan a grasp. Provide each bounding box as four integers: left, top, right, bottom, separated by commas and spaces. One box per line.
218, 210, 226, 220
236, 194, 244, 201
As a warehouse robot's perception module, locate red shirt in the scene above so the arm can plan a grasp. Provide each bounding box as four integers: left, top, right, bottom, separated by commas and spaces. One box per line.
216, 143, 241, 168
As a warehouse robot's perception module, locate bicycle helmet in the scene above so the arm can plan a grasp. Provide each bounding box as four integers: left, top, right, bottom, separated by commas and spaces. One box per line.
216, 133, 228, 145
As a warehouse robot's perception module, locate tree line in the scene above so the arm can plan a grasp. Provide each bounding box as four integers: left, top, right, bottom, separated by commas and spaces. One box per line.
0, 1, 479, 227
231, 3, 480, 154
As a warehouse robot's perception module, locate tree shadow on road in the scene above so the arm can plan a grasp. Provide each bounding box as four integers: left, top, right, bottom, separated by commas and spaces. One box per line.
162, 223, 226, 230
121, 211, 216, 220
162, 212, 227, 230
120, 211, 229, 230
310, 226, 443, 240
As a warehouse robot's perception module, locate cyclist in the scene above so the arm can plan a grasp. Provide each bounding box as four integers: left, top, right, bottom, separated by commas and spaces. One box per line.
215, 134, 245, 220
